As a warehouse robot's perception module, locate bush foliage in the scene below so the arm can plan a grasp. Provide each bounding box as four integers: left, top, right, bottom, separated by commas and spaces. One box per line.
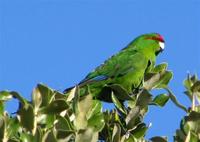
0, 63, 200, 142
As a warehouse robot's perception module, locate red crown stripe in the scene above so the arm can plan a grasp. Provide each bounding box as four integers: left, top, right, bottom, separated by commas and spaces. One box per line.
146, 36, 165, 42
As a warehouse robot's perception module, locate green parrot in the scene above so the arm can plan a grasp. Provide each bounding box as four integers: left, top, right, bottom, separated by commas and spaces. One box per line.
64, 33, 165, 102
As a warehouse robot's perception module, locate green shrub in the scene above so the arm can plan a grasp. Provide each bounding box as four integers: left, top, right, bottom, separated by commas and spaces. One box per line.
0, 63, 199, 142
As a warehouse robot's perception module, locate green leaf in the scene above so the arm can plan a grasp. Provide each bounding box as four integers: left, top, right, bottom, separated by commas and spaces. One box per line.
136, 89, 152, 109
87, 100, 102, 119
112, 123, 121, 142
10, 91, 28, 106
36, 84, 54, 107
191, 81, 200, 92
0, 117, 6, 141
72, 86, 79, 114
184, 111, 200, 133
42, 130, 57, 142
0, 101, 4, 117
40, 99, 69, 114
55, 115, 74, 131
127, 96, 136, 109
18, 104, 35, 133
56, 130, 75, 141
191, 74, 198, 84
185, 111, 200, 121
151, 63, 168, 73
183, 75, 193, 90
0, 91, 12, 101
165, 87, 187, 112
180, 118, 190, 135
121, 134, 137, 142
144, 71, 173, 90
111, 92, 127, 114
66, 86, 78, 102
131, 123, 148, 139
144, 73, 159, 90
184, 90, 193, 101
20, 133, 33, 142
125, 106, 140, 130
150, 136, 168, 142
34, 127, 43, 142
32, 87, 42, 112
54, 91, 66, 100
75, 128, 98, 142
37, 114, 55, 129
185, 131, 199, 142
74, 94, 93, 130
155, 71, 173, 89
88, 112, 105, 132
108, 84, 133, 101
174, 129, 186, 142
151, 94, 169, 107
7, 118, 20, 139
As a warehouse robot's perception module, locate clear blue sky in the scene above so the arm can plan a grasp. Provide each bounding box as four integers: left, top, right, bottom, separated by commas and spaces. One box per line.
0, 0, 200, 140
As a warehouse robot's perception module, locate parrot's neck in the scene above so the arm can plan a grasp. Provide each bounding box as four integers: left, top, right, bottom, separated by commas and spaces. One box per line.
140, 48, 156, 62
141, 48, 157, 72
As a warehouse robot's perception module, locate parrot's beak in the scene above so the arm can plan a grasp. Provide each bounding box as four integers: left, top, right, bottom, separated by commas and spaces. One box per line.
155, 42, 165, 55
159, 42, 165, 51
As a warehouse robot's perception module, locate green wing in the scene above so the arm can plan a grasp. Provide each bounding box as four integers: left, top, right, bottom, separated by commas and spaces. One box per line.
79, 49, 148, 86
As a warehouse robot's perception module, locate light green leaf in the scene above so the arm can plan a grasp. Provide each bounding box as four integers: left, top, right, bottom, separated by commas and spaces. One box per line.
0, 91, 12, 101
67, 86, 78, 102
88, 113, 105, 132
87, 100, 102, 119
151, 94, 169, 107
37, 114, 55, 129
72, 86, 79, 114
36, 84, 54, 107
112, 123, 121, 142
75, 128, 98, 142
0, 101, 4, 117
183, 74, 193, 90
111, 92, 127, 114
74, 94, 93, 130
185, 131, 199, 142
20, 133, 33, 142
151, 63, 168, 73
125, 106, 140, 130
7, 118, 20, 139
32, 87, 42, 112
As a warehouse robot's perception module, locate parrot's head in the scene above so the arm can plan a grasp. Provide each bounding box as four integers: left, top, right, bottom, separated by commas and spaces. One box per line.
132, 33, 165, 56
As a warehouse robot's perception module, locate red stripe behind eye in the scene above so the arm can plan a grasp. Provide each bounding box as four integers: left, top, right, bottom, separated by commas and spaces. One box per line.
146, 35, 165, 42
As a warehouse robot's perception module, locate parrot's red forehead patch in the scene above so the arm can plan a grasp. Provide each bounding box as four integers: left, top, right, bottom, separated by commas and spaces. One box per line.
146, 34, 165, 42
